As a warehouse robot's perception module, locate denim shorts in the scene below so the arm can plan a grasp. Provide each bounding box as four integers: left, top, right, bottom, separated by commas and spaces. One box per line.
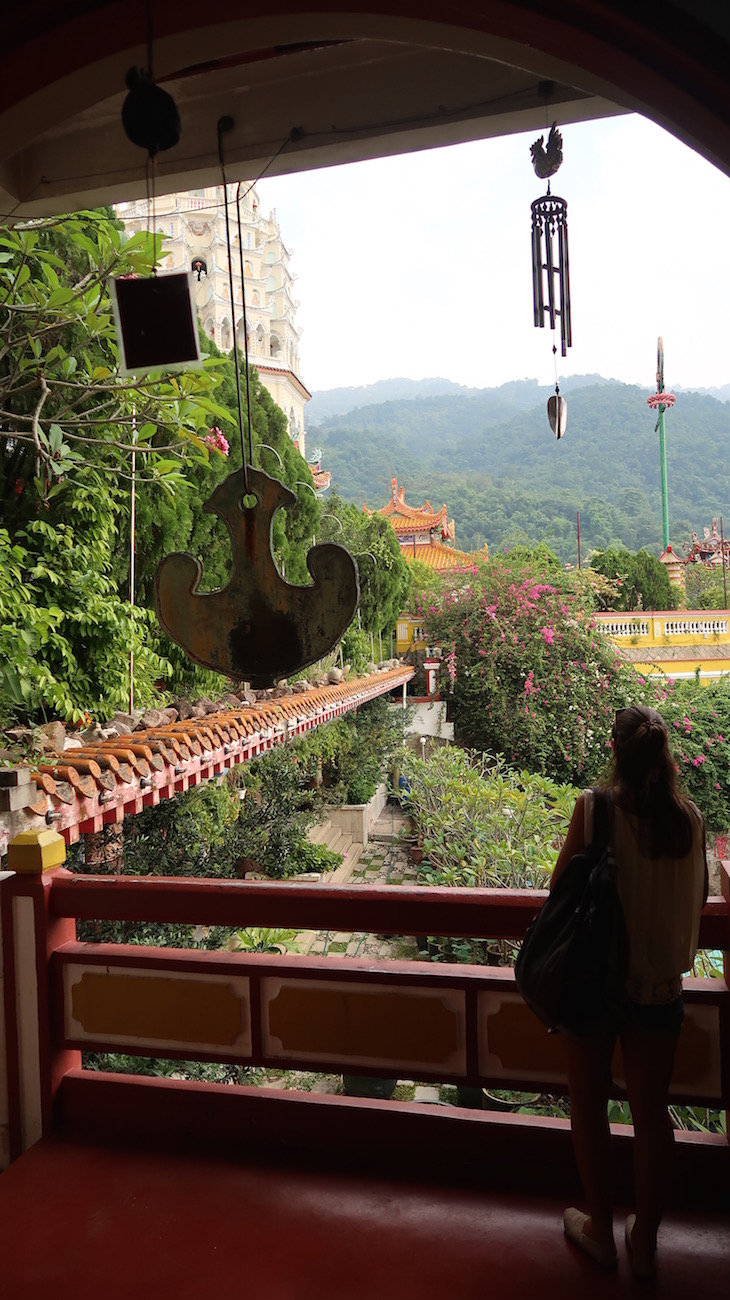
561, 994, 684, 1041
622, 994, 684, 1034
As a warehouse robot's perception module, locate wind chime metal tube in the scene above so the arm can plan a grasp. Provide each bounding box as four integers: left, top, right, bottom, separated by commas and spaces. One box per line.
558, 214, 572, 351
531, 195, 571, 357
532, 212, 544, 328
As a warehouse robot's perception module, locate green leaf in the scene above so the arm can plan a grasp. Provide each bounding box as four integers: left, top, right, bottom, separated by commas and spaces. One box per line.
48, 423, 64, 452
47, 286, 77, 308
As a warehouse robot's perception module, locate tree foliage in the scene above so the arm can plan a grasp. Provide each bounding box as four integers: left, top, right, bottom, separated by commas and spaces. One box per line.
654, 677, 730, 833
0, 212, 323, 720
315, 492, 411, 638
589, 547, 679, 611
684, 561, 729, 610
0, 213, 228, 512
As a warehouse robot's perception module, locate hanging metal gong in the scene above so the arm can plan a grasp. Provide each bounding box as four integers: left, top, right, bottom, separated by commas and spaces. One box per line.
155, 466, 360, 688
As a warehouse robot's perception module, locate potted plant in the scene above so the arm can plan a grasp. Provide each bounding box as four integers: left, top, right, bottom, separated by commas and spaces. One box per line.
342, 1074, 397, 1100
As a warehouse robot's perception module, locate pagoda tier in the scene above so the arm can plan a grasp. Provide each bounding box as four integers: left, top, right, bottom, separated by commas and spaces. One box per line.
365, 478, 483, 570
365, 479, 454, 541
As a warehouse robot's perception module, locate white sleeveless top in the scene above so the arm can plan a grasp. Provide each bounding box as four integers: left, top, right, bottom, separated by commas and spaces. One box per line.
584, 790, 706, 1004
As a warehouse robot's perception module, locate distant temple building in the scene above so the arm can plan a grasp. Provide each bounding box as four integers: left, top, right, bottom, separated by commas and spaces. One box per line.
116, 185, 311, 459
595, 610, 730, 684
366, 479, 486, 655
366, 479, 479, 571
684, 518, 730, 568
307, 447, 331, 495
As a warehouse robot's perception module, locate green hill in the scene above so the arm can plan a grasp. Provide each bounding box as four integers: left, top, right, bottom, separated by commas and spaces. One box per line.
308, 379, 730, 563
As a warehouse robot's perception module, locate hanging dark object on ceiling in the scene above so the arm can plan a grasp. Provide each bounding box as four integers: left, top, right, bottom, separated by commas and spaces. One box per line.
154, 115, 359, 687
121, 67, 181, 156
113, 62, 201, 374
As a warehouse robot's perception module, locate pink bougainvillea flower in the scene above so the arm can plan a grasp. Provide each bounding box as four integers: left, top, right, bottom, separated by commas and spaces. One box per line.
540, 627, 554, 645
204, 426, 230, 455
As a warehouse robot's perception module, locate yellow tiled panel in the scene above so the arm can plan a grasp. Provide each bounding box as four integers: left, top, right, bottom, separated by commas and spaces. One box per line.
66, 967, 251, 1053
263, 977, 466, 1074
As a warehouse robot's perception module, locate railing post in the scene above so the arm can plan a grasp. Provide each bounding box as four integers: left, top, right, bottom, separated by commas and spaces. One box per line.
1, 830, 79, 1166
721, 861, 730, 1146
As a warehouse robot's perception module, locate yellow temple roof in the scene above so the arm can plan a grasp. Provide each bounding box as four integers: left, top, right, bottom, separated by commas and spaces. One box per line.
365, 478, 484, 569
365, 479, 454, 539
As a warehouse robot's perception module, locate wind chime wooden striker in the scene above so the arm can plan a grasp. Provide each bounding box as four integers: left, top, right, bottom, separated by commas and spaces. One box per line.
530, 105, 572, 439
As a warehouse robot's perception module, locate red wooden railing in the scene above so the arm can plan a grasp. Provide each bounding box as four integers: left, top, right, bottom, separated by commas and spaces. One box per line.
2, 857, 729, 1187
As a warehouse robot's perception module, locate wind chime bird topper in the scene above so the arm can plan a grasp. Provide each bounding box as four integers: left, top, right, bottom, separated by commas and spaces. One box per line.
529, 120, 571, 439
530, 122, 564, 180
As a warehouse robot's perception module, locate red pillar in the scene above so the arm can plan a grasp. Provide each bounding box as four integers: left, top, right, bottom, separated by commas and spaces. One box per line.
0, 830, 80, 1166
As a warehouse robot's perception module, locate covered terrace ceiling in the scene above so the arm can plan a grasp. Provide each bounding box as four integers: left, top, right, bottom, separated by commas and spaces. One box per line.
2, 3, 730, 219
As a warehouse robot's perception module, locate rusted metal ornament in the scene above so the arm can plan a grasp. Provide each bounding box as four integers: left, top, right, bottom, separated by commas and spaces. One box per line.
548, 394, 567, 439
155, 467, 359, 688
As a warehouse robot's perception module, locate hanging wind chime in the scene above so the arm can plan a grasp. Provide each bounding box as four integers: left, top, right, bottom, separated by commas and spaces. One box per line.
530, 120, 571, 439
116, 98, 359, 686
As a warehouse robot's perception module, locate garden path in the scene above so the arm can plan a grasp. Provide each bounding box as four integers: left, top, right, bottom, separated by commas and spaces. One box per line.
295, 802, 420, 960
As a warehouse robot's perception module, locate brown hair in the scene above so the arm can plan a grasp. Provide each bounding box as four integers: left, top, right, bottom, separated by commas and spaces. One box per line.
608, 704, 693, 858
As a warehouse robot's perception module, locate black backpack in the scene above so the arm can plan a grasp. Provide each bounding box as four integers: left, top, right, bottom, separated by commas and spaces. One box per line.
515, 789, 628, 1035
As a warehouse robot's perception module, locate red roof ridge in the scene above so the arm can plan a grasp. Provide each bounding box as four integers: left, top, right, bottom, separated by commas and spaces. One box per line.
0, 668, 414, 858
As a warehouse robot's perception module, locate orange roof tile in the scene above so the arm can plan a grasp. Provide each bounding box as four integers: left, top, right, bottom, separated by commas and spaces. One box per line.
0, 666, 414, 859
406, 542, 474, 570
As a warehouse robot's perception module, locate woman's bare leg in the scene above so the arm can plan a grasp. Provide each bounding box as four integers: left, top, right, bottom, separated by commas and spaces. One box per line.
562, 1034, 615, 1249
620, 1028, 679, 1258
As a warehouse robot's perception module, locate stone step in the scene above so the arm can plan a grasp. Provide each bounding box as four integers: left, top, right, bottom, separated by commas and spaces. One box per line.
324, 827, 347, 856
307, 820, 332, 845
328, 840, 359, 883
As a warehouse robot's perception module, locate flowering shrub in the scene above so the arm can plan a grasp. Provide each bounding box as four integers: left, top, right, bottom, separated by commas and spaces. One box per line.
418, 553, 644, 785
654, 677, 730, 832
403, 746, 577, 890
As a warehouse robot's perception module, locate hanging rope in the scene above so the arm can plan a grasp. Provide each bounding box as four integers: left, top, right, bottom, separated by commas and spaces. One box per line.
235, 181, 255, 472
217, 116, 250, 493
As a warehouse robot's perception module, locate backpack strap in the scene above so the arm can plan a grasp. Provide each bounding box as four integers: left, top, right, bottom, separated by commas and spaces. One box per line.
590, 786, 613, 851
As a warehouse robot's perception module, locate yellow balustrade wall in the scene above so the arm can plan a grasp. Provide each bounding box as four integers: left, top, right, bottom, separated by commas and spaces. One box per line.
594, 610, 730, 683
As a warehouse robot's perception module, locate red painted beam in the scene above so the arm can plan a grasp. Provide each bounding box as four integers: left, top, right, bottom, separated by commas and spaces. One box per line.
49, 873, 547, 936
53, 1070, 730, 1208
48, 872, 729, 948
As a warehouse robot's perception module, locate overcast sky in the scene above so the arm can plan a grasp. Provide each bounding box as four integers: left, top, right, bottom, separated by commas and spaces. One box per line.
259, 113, 730, 397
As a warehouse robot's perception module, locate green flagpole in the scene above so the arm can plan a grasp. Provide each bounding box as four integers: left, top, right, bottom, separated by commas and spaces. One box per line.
647, 337, 675, 553
658, 405, 669, 552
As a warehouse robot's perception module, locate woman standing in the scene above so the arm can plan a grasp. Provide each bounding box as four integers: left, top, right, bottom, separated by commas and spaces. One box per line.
552, 705, 707, 1277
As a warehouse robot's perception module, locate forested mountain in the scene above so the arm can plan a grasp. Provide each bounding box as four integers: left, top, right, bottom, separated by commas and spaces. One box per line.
306, 377, 471, 423
307, 378, 730, 563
